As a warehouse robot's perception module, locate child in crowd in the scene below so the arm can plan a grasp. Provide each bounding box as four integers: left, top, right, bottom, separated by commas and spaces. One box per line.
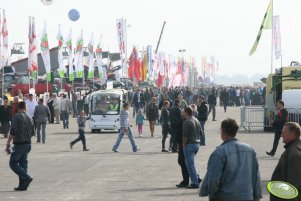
70, 110, 89, 151
191, 104, 199, 118
136, 109, 144, 137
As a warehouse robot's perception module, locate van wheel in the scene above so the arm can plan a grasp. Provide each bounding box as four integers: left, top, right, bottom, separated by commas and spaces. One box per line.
98, 129, 101, 133
91, 129, 95, 133
117, 129, 120, 133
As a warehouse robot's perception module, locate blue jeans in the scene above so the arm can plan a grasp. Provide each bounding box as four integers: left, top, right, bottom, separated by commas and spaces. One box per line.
37, 122, 46, 143
113, 127, 138, 151
61, 111, 69, 129
9, 144, 31, 181
200, 121, 206, 145
72, 101, 77, 117
183, 143, 200, 185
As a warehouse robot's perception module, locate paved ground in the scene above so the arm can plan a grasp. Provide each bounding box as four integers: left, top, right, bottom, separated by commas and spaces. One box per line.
0, 106, 281, 201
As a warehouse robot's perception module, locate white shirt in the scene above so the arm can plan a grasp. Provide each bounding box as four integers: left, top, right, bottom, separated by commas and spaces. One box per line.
25, 99, 38, 117
53, 97, 61, 110
236, 89, 240, 97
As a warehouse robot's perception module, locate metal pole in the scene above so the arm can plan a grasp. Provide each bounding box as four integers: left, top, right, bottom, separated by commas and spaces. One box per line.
155, 21, 166, 54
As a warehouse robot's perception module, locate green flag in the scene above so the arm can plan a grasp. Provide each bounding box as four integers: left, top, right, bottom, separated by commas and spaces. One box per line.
249, 0, 272, 56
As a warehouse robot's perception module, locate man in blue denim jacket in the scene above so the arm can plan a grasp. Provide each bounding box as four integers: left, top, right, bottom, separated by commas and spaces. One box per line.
200, 118, 262, 201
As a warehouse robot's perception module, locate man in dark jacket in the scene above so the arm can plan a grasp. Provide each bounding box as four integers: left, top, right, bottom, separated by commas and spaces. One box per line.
161, 101, 171, 152
132, 88, 145, 117
197, 96, 208, 145
34, 98, 50, 143
170, 99, 182, 153
5, 101, 34, 191
270, 122, 301, 201
207, 90, 217, 121
220, 88, 229, 112
0, 97, 12, 138
266, 100, 288, 156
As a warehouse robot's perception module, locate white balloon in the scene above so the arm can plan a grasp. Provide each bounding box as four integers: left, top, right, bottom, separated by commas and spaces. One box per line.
41, 0, 53, 5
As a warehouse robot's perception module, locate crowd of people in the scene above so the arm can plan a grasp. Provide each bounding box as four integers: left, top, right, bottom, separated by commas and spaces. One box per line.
1, 86, 301, 201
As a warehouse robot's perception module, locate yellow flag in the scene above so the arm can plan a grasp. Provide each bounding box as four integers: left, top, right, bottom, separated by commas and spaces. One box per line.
249, 0, 272, 56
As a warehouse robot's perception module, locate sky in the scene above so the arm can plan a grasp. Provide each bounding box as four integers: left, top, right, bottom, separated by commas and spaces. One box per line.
1, 0, 301, 78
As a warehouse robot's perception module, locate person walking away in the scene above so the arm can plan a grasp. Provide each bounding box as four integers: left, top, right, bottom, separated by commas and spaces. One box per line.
112, 103, 140, 153
191, 104, 198, 118
208, 90, 217, 121
0, 97, 12, 138
60, 94, 72, 129
220, 88, 229, 112
266, 100, 288, 156
200, 118, 262, 200
244, 87, 251, 106
170, 99, 182, 153
5, 101, 35, 191
182, 107, 202, 189
25, 94, 38, 129
197, 96, 208, 146
34, 98, 50, 143
11, 96, 19, 117
70, 110, 90, 151
146, 97, 159, 137
47, 95, 54, 123
270, 122, 301, 201
52, 94, 61, 124
161, 101, 172, 152
144, 88, 151, 114
136, 109, 144, 137
71, 90, 78, 118
175, 108, 190, 188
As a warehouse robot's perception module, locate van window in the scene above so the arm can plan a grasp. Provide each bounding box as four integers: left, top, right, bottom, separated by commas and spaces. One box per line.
92, 93, 120, 115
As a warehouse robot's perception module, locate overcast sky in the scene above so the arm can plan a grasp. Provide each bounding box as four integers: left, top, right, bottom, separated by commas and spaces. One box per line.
1, 0, 301, 77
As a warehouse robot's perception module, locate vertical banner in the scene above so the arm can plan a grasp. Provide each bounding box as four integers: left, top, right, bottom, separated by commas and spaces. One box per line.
96, 39, 105, 82
57, 24, 65, 78
40, 22, 51, 81
65, 29, 73, 81
146, 45, 152, 80
2, 9, 8, 66
273, 15, 282, 60
116, 18, 126, 81
74, 30, 84, 78
31, 17, 38, 80
87, 33, 94, 79
28, 16, 32, 73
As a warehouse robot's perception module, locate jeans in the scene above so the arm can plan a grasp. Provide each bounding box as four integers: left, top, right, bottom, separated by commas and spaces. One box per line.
9, 144, 31, 181
200, 121, 206, 145
61, 111, 69, 129
162, 125, 171, 149
37, 122, 46, 143
178, 145, 189, 185
271, 128, 282, 154
208, 105, 216, 120
222, 101, 228, 112
71, 129, 87, 149
183, 143, 200, 185
113, 127, 138, 151
72, 102, 77, 117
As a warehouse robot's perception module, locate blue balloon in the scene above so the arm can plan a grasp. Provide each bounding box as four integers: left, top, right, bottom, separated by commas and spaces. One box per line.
68, 9, 80, 21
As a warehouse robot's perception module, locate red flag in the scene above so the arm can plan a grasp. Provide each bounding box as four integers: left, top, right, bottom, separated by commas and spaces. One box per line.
128, 47, 136, 79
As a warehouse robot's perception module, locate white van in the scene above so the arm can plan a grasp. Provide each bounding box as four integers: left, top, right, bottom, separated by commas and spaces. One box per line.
89, 89, 128, 133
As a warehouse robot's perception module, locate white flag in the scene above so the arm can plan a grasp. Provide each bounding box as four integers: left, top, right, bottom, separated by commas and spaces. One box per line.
56, 24, 65, 78
65, 29, 74, 81
40, 22, 51, 81
2, 10, 8, 66
273, 15, 282, 60
87, 33, 94, 79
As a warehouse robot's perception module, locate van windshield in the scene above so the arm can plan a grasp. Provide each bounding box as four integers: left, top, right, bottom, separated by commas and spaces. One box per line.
92, 93, 120, 115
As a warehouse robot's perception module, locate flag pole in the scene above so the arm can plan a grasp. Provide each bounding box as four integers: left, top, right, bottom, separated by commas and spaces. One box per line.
270, 0, 274, 74
45, 21, 49, 93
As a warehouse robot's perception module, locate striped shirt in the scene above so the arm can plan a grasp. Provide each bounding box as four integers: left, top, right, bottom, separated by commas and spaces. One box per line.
120, 109, 129, 128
